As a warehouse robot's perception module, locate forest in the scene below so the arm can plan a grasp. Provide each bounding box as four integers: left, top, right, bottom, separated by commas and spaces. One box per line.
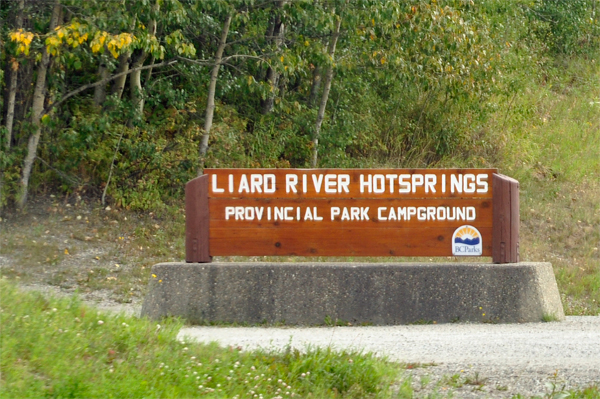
0, 0, 598, 211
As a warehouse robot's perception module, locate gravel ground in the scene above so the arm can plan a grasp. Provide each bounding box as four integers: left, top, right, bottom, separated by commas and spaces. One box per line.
179, 317, 600, 398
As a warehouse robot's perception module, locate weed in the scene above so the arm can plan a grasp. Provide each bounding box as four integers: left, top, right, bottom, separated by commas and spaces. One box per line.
465, 372, 488, 387
409, 319, 434, 325
542, 313, 561, 322
442, 373, 465, 388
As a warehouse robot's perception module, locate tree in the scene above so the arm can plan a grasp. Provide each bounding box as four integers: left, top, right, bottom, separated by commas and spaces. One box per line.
309, 6, 343, 168
17, 0, 61, 209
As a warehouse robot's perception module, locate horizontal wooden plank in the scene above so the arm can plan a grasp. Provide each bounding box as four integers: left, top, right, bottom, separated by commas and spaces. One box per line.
205, 168, 496, 199
209, 226, 493, 257
208, 198, 493, 228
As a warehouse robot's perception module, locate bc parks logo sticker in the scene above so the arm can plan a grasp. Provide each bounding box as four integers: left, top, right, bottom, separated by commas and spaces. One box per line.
452, 225, 483, 256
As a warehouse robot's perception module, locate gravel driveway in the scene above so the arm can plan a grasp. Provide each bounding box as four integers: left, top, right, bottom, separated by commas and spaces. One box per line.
179, 316, 600, 398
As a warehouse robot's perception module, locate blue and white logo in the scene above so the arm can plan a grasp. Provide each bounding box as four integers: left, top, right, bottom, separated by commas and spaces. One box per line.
452, 225, 483, 256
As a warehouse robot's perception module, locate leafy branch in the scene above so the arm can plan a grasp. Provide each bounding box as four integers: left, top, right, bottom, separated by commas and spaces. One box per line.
41, 59, 178, 117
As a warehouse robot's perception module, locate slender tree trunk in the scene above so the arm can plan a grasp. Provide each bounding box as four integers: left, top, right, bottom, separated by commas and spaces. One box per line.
310, 15, 342, 168
129, 5, 156, 116
145, 55, 155, 81
17, 0, 61, 209
111, 52, 130, 99
93, 62, 109, 106
307, 66, 322, 108
4, 0, 25, 149
261, 1, 286, 114
198, 13, 232, 173
129, 51, 148, 115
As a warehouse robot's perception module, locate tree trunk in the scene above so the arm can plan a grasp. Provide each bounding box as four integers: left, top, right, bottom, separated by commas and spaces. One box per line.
198, 13, 232, 173
93, 62, 109, 106
17, 0, 61, 209
260, 1, 286, 114
307, 66, 322, 108
310, 15, 341, 168
111, 52, 130, 99
129, 5, 156, 116
4, 0, 25, 149
129, 50, 148, 116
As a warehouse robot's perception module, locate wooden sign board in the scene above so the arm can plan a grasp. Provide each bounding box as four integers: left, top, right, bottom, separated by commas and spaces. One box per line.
186, 169, 519, 263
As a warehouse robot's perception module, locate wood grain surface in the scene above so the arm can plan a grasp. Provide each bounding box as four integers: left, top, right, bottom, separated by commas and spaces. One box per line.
209, 226, 493, 257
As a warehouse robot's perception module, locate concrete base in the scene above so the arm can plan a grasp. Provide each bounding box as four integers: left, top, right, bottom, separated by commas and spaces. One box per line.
141, 262, 565, 325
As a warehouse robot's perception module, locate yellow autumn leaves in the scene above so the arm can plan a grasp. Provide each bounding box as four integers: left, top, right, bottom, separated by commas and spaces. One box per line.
10, 22, 136, 59
90, 32, 135, 58
9, 29, 34, 55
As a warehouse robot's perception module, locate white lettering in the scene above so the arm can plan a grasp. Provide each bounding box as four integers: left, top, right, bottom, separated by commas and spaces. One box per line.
312, 174, 324, 193
338, 174, 350, 193
373, 174, 385, 194
305, 207, 314, 220
425, 174, 436, 193
437, 206, 446, 220
476, 174, 488, 193
467, 206, 476, 221
274, 207, 285, 220
284, 207, 294, 221
250, 174, 262, 193
389, 207, 397, 220
314, 207, 323, 221
235, 207, 244, 220
351, 207, 359, 220
264, 174, 276, 193
386, 174, 396, 193
427, 207, 435, 220
361, 207, 370, 220
360, 174, 371, 193
325, 174, 337, 193
451, 174, 461, 193
331, 207, 340, 220
341, 207, 350, 221
464, 174, 476, 193
212, 174, 225, 193
286, 174, 298, 193
411, 174, 424, 193
399, 174, 411, 193
238, 175, 250, 193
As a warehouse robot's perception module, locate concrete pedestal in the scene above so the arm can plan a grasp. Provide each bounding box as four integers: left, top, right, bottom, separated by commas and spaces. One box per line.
141, 262, 564, 325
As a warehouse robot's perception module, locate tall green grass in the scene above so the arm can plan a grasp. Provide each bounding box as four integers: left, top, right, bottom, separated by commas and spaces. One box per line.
496, 54, 600, 315
0, 280, 400, 398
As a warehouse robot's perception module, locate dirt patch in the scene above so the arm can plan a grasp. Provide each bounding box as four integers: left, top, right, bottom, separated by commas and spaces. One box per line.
0, 195, 185, 307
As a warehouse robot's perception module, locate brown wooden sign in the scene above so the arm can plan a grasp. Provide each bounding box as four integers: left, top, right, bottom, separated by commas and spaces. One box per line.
186, 169, 519, 263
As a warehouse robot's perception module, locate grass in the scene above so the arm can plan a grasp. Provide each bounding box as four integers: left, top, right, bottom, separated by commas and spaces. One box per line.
3, 280, 598, 399
481, 52, 600, 316
0, 279, 401, 398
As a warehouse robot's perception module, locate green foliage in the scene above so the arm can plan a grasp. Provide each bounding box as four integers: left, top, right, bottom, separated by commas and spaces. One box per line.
0, 280, 400, 398
27, 99, 200, 210
528, 0, 600, 55
2, 0, 599, 209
